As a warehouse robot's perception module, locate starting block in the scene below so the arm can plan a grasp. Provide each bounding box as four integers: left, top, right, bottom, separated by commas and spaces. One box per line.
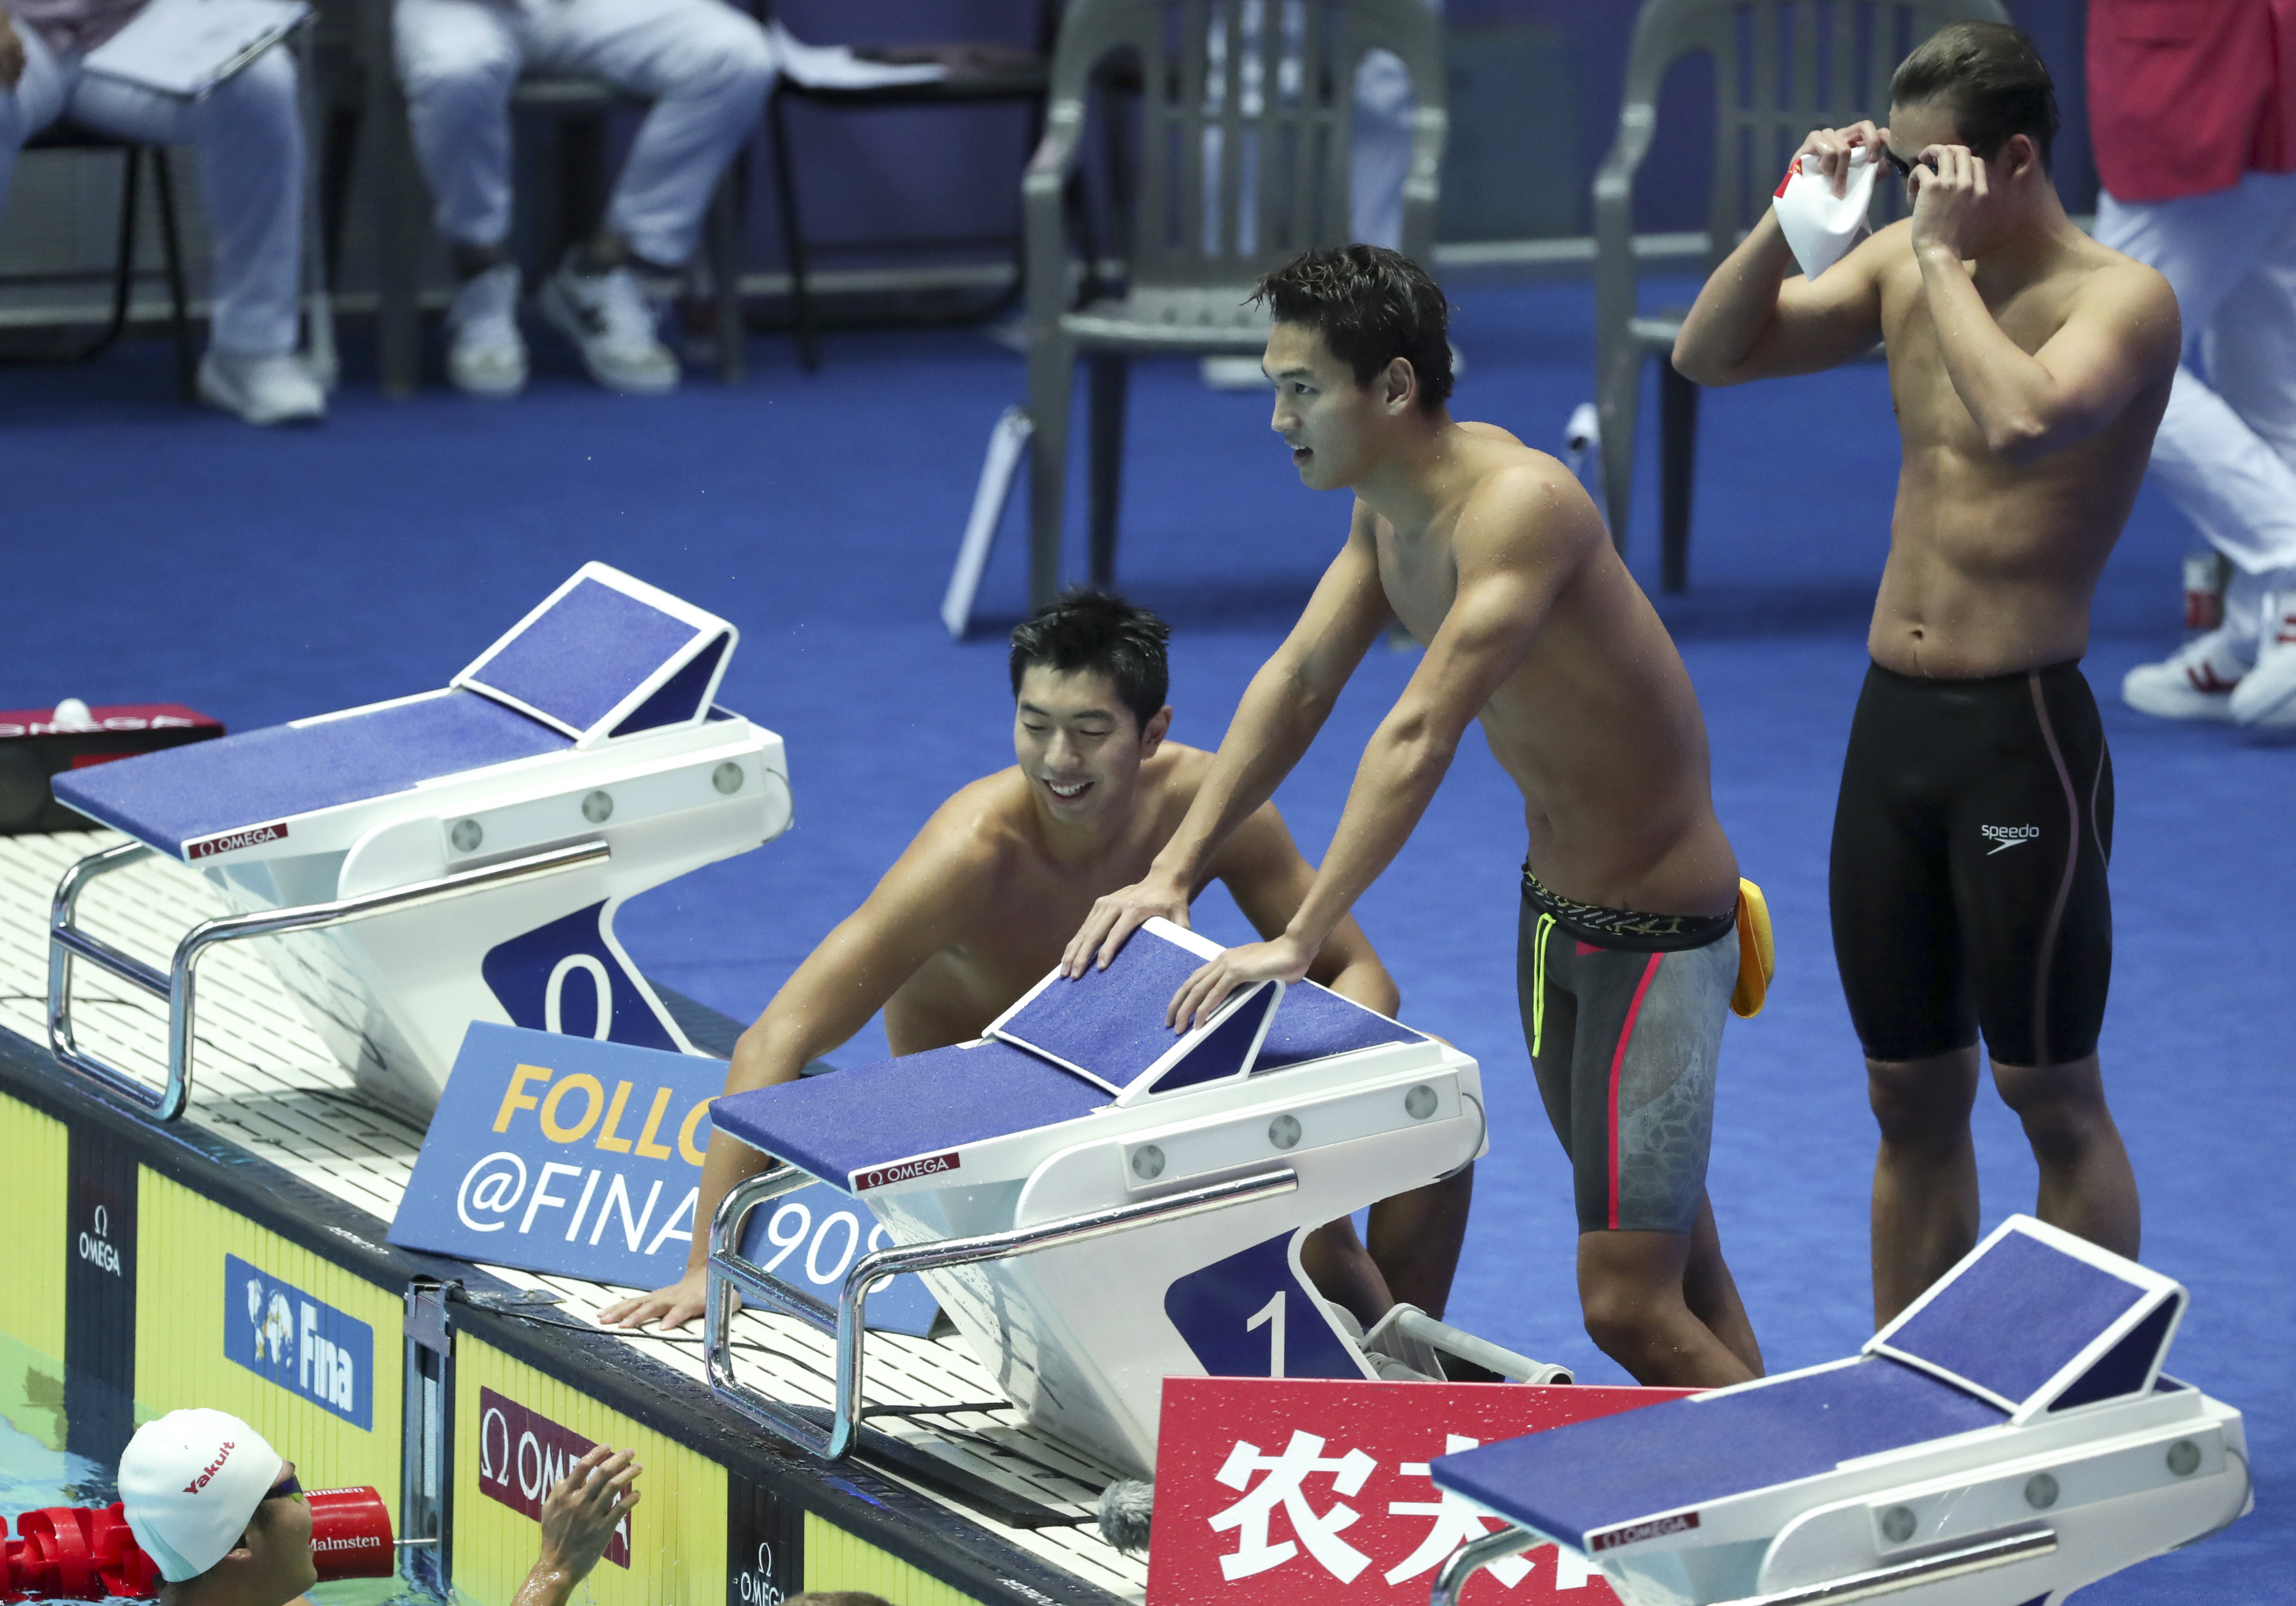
703, 919, 1567, 1478
46, 563, 792, 1122
1427, 1216, 2251, 1606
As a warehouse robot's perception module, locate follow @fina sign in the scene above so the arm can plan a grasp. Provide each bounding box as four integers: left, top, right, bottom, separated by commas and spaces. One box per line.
390, 1022, 936, 1332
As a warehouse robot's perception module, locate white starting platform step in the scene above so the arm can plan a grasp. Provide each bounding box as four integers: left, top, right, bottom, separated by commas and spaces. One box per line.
1426, 1215, 2251, 1606
44, 562, 792, 1122
704, 918, 1569, 1480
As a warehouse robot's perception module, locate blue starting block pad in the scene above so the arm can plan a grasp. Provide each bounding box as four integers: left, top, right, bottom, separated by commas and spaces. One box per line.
48, 563, 794, 1121
707, 918, 1535, 1476
1431, 1216, 2251, 1606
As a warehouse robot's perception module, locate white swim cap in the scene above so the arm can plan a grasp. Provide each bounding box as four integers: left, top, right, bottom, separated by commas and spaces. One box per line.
119, 1410, 285, 1582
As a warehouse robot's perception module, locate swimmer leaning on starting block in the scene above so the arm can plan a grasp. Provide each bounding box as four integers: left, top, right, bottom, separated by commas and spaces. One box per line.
601, 589, 1461, 1333
1672, 22, 2174, 1325
1065, 247, 1765, 1388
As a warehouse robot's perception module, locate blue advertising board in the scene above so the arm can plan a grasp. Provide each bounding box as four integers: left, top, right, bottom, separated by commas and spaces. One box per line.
226, 1254, 376, 1430
389, 1023, 936, 1333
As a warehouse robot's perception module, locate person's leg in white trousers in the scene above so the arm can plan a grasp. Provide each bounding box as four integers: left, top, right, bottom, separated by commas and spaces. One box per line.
0, 30, 317, 421
2097, 174, 2296, 728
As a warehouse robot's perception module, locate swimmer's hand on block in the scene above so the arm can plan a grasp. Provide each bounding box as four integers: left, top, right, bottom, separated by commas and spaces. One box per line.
1731, 877, 1774, 1019
1773, 147, 1879, 280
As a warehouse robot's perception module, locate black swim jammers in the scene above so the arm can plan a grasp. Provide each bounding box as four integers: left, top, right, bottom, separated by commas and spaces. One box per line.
1829, 659, 2113, 1068
1516, 867, 1737, 1235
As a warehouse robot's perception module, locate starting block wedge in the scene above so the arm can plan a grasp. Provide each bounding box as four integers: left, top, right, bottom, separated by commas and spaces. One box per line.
703, 918, 1570, 1478
1427, 1215, 2250, 1606
46, 563, 792, 1122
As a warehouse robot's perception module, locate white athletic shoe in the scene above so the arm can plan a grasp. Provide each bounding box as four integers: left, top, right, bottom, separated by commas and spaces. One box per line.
537, 262, 679, 395
2120, 627, 2250, 722
196, 349, 326, 426
2229, 593, 2296, 739
445, 263, 527, 398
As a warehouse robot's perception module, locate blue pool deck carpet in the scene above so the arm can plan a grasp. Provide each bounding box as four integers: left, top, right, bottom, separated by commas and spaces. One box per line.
1, 280, 2287, 1600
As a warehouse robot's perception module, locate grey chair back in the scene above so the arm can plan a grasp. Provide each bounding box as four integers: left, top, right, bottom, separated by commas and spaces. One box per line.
1031, 0, 1446, 301
1019, 0, 1445, 608
1591, 0, 2010, 546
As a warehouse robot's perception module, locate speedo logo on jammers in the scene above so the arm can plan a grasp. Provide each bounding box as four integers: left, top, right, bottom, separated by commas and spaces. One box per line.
1982, 823, 2041, 854
1591, 1511, 1700, 1551
853, 1151, 959, 1191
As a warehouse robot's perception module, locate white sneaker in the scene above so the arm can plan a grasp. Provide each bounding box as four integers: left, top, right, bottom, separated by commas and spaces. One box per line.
445, 263, 527, 398
196, 349, 325, 426
537, 262, 679, 395
2121, 627, 2250, 722
2229, 593, 2296, 739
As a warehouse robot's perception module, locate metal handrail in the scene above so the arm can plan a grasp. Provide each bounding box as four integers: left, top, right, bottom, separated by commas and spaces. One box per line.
48, 836, 610, 1121
705, 1164, 1301, 1460
1428, 1525, 2057, 1606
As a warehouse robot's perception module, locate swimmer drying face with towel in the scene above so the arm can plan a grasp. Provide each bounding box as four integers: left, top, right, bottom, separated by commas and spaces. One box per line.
601, 590, 1471, 1336
1063, 246, 1764, 1390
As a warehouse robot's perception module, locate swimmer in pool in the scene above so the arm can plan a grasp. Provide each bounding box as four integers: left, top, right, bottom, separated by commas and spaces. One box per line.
1063, 246, 1763, 1388
1671, 22, 2173, 1323
119, 1409, 638, 1606
600, 589, 1468, 1335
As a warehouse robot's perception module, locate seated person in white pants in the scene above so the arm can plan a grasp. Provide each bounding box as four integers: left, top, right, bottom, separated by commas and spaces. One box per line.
0, 3, 321, 425
394, 0, 774, 396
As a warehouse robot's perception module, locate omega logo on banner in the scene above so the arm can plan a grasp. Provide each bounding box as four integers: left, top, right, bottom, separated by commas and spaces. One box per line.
477, 1388, 631, 1568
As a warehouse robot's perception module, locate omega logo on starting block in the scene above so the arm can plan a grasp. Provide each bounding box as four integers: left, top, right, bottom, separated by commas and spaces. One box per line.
185, 821, 290, 860
853, 1152, 959, 1191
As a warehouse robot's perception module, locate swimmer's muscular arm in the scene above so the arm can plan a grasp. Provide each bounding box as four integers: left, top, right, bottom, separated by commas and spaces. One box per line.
596, 805, 998, 1329
1905, 149, 2180, 461
1168, 467, 1597, 1027
1670, 209, 1889, 386
1672, 115, 1896, 386
1209, 804, 1400, 1015
1062, 512, 1393, 974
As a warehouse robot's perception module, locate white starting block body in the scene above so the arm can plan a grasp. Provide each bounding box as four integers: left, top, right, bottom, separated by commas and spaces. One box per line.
51, 563, 792, 1120
1430, 1216, 2250, 1606
708, 919, 1497, 1477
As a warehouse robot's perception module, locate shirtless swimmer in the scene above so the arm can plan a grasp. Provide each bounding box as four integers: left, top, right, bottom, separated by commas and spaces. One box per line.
598, 589, 1454, 1333
1672, 22, 2176, 1324
1064, 247, 1765, 1387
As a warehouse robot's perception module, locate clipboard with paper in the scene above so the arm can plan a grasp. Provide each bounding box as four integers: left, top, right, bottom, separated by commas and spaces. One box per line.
83, 0, 312, 99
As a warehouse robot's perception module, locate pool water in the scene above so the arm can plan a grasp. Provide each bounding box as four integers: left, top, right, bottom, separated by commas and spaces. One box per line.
0, 1333, 456, 1606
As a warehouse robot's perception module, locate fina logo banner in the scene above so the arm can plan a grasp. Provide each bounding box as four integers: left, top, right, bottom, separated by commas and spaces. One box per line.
225, 1254, 375, 1431
389, 1023, 936, 1333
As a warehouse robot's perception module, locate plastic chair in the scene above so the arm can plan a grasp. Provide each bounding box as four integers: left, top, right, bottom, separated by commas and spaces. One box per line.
0, 126, 195, 398
765, 5, 1057, 373
1592, 0, 2007, 591
1022, 0, 1445, 609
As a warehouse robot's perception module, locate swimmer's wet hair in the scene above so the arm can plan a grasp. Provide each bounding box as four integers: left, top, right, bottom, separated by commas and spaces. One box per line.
1252, 245, 1453, 413
1009, 588, 1170, 732
1890, 21, 2057, 170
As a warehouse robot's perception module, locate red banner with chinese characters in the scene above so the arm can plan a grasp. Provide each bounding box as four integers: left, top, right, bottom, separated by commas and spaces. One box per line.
475, 1387, 632, 1568
1149, 1378, 1693, 1605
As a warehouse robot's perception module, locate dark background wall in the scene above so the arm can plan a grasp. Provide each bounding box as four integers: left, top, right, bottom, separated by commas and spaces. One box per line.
753, 0, 2092, 270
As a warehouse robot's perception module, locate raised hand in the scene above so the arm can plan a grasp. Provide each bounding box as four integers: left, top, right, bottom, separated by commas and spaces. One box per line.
516, 1447, 643, 1606
1908, 143, 1986, 262
1789, 120, 1889, 199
